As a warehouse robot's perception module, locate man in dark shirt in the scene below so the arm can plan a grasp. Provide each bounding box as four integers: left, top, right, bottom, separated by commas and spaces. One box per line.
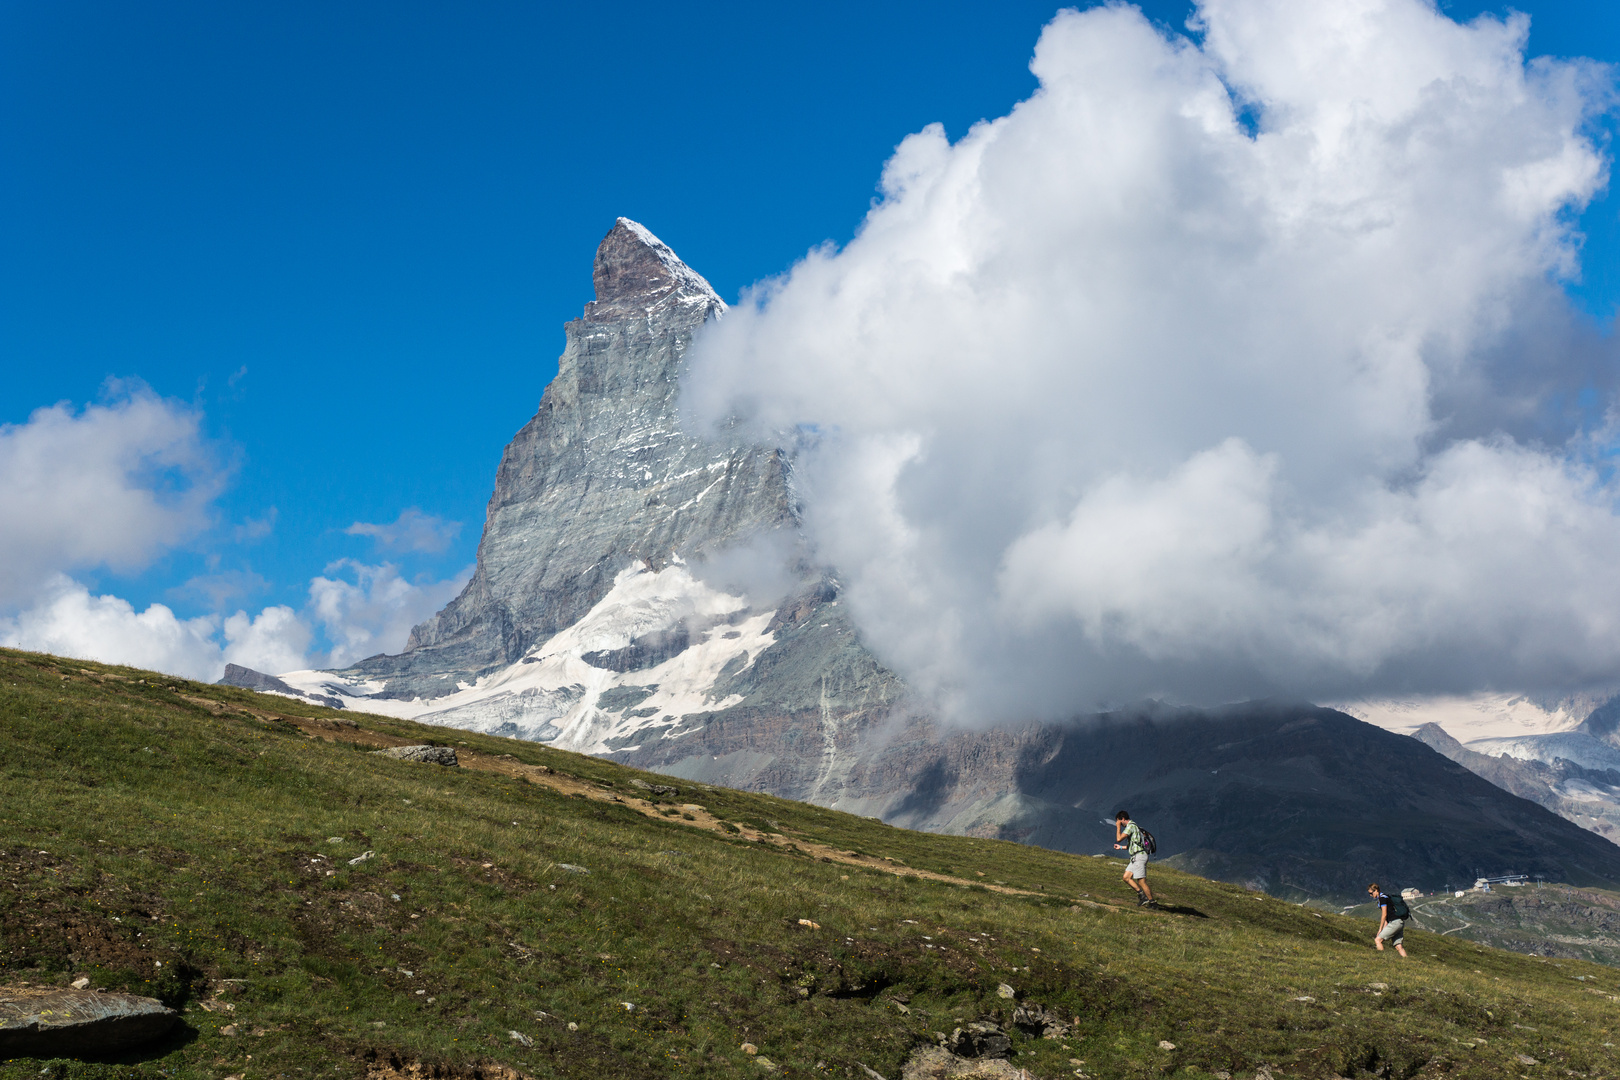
1368, 882, 1408, 957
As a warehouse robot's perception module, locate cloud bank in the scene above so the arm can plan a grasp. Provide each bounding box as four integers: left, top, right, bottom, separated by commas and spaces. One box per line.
0, 387, 467, 680
686, 0, 1620, 719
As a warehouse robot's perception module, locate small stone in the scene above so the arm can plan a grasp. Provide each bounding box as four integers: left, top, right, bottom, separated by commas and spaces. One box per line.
348, 850, 376, 866
70, 978, 90, 990
557, 863, 589, 874
509, 1030, 534, 1047
997, 983, 1016, 999
754, 1057, 776, 1070
621, 1001, 635, 1011
221, 1024, 238, 1036
1158, 1040, 1176, 1051
1517, 1055, 1538, 1066
797, 918, 821, 929
327, 836, 343, 843
741, 1042, 758, 1054
567, 1021, 578, 1031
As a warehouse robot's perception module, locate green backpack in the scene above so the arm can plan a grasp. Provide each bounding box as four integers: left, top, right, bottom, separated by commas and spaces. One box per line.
1384, 893, 1410, 921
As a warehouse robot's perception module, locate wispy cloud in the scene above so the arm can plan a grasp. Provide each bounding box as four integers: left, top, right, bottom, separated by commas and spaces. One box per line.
233, 507, 278, 543
345, 508, 461, 554
171, 568, 272, 610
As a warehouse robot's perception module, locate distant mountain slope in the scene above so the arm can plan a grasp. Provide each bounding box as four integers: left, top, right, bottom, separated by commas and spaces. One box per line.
1412, 722, 1620, 845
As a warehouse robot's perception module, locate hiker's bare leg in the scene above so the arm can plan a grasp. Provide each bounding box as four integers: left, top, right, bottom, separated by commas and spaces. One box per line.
1140, 879, 1153, 902
1395, 943, 1407, 957
1374, 938, 1385, 950
1122, 869, 1141, 895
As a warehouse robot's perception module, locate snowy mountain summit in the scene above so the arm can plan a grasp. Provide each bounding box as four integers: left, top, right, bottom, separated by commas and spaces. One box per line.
258, 220, 898, 780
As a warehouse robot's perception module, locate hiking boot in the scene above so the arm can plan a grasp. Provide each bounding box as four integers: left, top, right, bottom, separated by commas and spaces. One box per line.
1144, 898, 1159, 908
1137, 896, 1149, 906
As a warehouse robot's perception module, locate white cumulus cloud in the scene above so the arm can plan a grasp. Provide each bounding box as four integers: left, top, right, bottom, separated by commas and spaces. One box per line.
685, 0, 1620, 718
309, 560, 472, 668
0, 386, 467, 681
0, 576, 305, 682
0, 385, 226, 607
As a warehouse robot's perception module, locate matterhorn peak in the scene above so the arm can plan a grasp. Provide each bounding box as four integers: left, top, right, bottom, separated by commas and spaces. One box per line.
585, 217, 725, 322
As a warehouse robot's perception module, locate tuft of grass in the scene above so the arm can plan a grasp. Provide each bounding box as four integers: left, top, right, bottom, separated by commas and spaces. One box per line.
1, 645, 1618, 1078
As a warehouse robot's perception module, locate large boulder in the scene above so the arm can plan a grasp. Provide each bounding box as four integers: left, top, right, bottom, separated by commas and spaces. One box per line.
901, 1046, 1023, 1080
373, 745, 458, 767
0, 986, 177, 1057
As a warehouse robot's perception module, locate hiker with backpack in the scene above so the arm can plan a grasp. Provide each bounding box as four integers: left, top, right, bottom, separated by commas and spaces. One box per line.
1113, 810, 1157, 907
1368, 882, 1409, 957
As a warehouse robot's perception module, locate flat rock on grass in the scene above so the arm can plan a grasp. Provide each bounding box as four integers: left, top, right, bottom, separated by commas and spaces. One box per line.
373, 745, 459, 767
0, 986, 177, 1057
901, 1046, 1024, 1080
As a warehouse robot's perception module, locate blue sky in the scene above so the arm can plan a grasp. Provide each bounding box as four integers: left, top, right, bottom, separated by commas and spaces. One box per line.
3, 0, 1619, 672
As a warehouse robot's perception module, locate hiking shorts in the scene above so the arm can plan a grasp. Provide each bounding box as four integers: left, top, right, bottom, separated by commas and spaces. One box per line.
1378, 919, 1405, 947
1126, 853, 1148, 879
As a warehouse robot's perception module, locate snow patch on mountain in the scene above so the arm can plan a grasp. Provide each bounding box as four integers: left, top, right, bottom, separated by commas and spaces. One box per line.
1333, 691, 1609, 743
1465, 732, 1620, 774
275, 561, 777, 753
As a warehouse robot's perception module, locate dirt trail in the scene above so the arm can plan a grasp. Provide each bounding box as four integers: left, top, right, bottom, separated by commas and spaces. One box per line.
181, 695, 1125, 914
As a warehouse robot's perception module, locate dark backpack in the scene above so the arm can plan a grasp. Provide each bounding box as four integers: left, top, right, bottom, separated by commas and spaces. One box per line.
1384, 893, 1410, 921
1137, 826, 1157, 856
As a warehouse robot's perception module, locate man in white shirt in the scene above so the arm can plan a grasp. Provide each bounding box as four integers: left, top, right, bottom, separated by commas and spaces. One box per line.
1113, 810, 1156, 907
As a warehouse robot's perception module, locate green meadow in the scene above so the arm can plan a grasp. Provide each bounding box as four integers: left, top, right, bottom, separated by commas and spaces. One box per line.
2, 645, 1617, 1079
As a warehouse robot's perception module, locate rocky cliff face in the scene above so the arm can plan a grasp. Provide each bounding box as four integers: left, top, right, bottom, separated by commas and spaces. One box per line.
235, 219, 1620, 901
340, 220, 795, 699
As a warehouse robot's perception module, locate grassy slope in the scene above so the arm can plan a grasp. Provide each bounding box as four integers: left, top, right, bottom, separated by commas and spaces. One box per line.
2, 647, 1619, 1080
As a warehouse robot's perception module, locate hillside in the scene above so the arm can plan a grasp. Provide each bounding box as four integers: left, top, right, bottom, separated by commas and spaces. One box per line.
4, 647, 1620, 1080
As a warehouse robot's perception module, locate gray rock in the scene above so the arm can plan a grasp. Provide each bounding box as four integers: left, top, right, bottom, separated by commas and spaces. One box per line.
373, 745, 458, 767
630, 778, 678, 796
901, 1045, 1022, 1080
946, 1021, 1011, 1059
1011, 1001, 1071, 1039
0, 986, 177, 1057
